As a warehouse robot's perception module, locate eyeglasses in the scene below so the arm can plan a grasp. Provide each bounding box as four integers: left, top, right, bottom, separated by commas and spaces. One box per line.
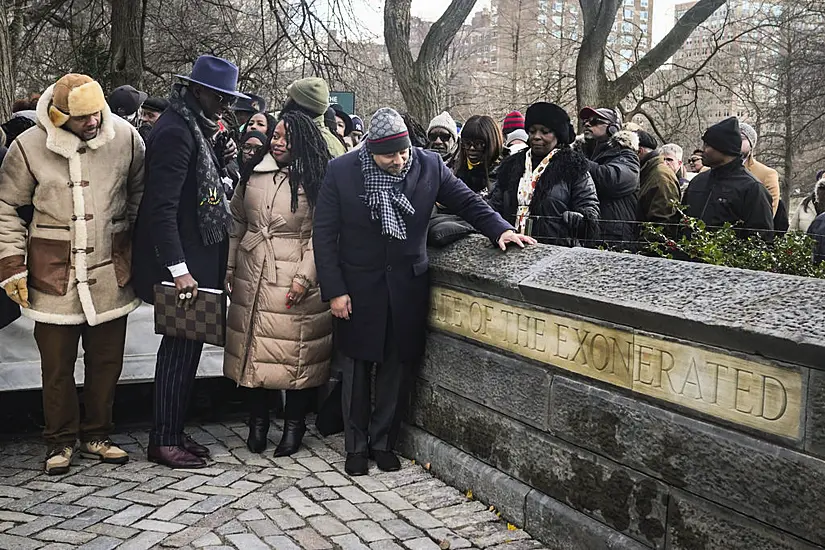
428, 131, 453, 143
241, 144, 263, 154
463, 139, 487, 150
584, 118, 609, 127
688, 157, 702, 164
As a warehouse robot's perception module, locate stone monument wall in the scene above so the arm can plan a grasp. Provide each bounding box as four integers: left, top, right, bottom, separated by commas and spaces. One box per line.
399, 235, 825, 550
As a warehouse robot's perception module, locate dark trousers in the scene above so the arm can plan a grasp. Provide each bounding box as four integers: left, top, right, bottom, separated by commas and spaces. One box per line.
341, 319, 410, 454
34, 317, 128, 447
150, 335, 203, 446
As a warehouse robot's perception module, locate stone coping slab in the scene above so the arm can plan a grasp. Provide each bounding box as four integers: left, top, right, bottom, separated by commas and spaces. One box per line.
428, 235, 825, 370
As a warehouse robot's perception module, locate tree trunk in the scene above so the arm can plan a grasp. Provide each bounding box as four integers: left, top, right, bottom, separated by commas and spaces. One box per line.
110, 0, 144, 89
384, 0, 477, 124
575, 0, 725, 114
0, 2, 15, 123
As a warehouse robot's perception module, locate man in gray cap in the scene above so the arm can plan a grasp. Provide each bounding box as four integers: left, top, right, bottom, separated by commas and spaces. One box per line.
313, 107, 533, 476
740, 122, 780, 216
578, 106, 640, 249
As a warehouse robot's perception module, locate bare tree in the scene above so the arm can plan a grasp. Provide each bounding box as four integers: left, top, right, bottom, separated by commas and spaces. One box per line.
384, 0, 478, 124
576, 0, 726, 111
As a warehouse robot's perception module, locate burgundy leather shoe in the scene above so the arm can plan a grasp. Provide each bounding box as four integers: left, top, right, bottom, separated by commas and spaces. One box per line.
147, 445, 206, 469
183, 435, 211, 458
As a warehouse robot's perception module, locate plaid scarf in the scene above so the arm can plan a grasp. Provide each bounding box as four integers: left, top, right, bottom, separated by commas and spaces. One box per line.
168, 85, 233, 246
359, 147, 415, 240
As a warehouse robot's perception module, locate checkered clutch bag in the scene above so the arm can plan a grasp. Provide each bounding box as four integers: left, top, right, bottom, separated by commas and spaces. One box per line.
153, 283, 227, 346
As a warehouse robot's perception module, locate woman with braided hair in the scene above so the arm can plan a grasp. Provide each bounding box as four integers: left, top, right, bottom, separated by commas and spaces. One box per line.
224, 111, 334, 456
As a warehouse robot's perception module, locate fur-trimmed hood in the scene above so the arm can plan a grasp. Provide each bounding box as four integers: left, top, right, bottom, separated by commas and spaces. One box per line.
35, 84, 116, 159
575, 129, 640, 153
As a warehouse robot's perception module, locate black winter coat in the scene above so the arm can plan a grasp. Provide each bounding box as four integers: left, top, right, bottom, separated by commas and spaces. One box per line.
132, 108, 228, 303
313, 147, 512, 364
581, 132, 640, 248
489, 147, 600, 246
682, 158, 774, 240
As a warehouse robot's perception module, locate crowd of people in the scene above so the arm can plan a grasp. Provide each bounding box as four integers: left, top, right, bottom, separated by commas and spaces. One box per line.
1, 52, 823, 478
0, 55, 530, 477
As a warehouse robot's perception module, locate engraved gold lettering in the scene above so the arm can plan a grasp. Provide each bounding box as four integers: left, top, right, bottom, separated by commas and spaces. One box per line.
428, 287, 802, 439
677, 358, 704, 400
589, 333, 611, 372
761, 375, 788, 421
734, 368, 753, 414
554, 323, 569, 360
534, 318, 546, 352
571, 329, 590, 364
469, 301, 483, 333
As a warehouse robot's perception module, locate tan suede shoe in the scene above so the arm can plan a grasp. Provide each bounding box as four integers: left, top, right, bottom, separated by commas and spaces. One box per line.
80, 439, 129, 464
45, 445, 76, 476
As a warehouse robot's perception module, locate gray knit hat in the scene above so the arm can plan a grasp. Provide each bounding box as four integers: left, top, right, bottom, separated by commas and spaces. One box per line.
740, 122, 758, 150
367, 107, 411, 154
427, 111, 458, 142
286, 77, 330, 117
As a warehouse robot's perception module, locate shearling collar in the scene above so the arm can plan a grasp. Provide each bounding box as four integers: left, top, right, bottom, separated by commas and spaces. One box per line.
609, 130, 639, 151
35, 84, 116, 159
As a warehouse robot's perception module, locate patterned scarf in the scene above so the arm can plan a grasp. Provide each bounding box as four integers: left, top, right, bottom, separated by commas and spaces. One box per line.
516, 149, 557, 235
168, 85, 233, 246
359, 147, 415, 240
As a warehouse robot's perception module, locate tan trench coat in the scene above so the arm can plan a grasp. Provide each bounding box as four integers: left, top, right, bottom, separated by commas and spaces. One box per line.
223, 154, 332, 389
0, 84, 144, 326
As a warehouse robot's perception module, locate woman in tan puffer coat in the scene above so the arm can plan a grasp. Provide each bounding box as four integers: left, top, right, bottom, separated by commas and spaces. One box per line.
224, 111, 333, 457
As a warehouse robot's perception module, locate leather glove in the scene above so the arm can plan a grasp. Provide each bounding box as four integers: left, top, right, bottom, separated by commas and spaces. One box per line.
4, 276, 29, 308
562, 211, 584, 230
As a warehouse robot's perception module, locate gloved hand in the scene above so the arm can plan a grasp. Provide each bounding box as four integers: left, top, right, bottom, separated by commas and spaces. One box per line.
562, 211, 584, 230
4, 276, 29, 308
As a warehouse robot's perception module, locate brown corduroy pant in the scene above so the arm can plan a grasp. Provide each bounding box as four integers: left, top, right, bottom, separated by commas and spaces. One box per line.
34, 317, 127, 447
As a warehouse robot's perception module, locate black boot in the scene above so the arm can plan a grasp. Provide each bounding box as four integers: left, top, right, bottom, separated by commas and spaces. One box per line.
246, 389, 270, 454
273, 418, 306, 457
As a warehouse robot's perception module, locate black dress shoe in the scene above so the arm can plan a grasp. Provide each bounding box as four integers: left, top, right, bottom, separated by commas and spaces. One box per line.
273, 419, 306, 457
183, 435, 210, 458
247, 412, 270, 454
371, 450, 401, 472
147, 445, 206, 469
345, 452, 369, 476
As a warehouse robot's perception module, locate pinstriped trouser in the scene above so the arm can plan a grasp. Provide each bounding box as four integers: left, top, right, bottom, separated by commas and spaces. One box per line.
150, 335, 204, 446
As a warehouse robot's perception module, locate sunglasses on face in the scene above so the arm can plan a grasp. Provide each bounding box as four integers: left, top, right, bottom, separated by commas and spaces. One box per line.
688, 157, 701, 163
209, 89, 237, 107
428, 131, 453, 143
463, 139, 487, 150
584, 118, 609, 127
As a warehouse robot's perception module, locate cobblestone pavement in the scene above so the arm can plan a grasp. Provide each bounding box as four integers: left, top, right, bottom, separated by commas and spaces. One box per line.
0, 421, 544, 549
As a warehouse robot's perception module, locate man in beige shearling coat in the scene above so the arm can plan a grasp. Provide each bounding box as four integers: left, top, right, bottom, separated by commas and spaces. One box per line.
0, 73, 144, 475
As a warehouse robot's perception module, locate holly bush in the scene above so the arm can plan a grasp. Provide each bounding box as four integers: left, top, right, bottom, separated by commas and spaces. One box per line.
640, 211, 825, 279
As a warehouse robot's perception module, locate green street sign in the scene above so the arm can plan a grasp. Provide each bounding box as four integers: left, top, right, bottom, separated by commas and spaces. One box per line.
329, 91, 355, 115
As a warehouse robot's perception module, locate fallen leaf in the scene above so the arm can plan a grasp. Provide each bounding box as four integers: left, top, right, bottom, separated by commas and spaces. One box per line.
424, 462, 431, 471
507, 523, 518, 531
411, 459, 416, 465
466, 489, 474, 500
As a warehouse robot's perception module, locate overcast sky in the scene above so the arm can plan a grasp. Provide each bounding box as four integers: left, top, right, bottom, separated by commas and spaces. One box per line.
354, 0, 676, 43
354, 0, 678, 46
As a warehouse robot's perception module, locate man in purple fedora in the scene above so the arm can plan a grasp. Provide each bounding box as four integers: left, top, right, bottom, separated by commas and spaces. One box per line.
133, 54, 248, 468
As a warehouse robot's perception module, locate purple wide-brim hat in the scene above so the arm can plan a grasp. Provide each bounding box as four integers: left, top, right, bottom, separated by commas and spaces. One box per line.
176, 55, 249, 99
